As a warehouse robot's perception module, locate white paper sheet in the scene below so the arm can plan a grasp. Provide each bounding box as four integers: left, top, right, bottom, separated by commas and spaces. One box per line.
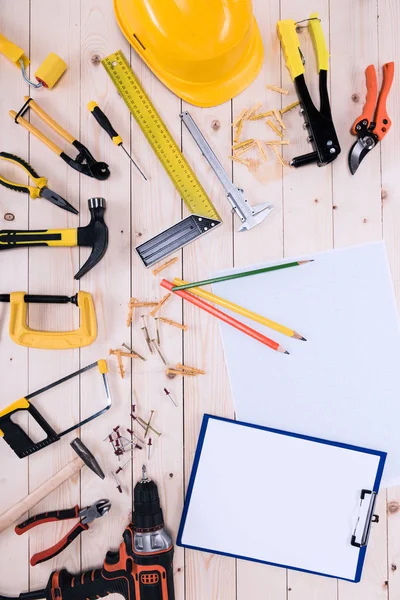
179, 416, 384, 581
213, 242, 400, 487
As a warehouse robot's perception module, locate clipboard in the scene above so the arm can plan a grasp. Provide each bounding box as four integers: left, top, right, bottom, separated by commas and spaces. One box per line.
177, 415, 386, 582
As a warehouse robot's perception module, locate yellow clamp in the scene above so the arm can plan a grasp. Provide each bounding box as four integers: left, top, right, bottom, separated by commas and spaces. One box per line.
8, 291, 97, 350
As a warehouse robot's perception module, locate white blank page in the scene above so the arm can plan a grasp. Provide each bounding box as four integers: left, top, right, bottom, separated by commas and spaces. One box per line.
213, 242, 400, 487
179, 416, 384, 581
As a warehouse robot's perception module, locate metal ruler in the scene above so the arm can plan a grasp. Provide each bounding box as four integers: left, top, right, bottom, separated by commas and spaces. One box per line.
102, 51, 221, 222
180, 111, 273, 232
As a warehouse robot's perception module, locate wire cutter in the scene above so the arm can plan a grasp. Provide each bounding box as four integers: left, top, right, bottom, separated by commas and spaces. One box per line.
349, 62, 394, 174
0, 152, 78, 214
15, 498, 111, 566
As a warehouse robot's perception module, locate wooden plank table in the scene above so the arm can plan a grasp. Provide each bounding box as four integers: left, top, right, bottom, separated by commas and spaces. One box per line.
0, 1, 398, 598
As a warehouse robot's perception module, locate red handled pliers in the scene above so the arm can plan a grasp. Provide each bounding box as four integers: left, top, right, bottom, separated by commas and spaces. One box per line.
349, 62, 394, 174
15, 498, 111, 566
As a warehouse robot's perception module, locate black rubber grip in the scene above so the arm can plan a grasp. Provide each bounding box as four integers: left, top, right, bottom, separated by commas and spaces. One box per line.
0, 152, 40, 178
16, 506, 80, 534
90, 105, 120, 142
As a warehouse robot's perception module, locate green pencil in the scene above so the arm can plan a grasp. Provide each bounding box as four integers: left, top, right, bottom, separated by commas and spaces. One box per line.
171, 260, 314, 292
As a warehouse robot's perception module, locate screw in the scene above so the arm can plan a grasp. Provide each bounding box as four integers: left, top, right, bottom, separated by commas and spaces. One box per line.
4, 213, 14, 221
329, 148, 336, 154
211, 119, 220, 131
326, 140, 333, 146
91, 54, 101, 65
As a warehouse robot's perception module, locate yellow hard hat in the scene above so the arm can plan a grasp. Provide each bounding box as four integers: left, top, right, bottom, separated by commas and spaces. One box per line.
113, 0, 264, 108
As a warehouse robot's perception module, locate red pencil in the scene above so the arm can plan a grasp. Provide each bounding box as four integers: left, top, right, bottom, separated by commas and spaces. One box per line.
161, 279, 289, 354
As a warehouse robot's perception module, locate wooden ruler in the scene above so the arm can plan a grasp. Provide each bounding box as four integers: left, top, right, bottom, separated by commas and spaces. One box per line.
102, 51, 221, 222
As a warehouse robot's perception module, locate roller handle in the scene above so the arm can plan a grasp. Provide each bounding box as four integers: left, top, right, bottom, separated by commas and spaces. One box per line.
0, 456, 84, 533
15, 506, 80, 534
88, 101, 123, 146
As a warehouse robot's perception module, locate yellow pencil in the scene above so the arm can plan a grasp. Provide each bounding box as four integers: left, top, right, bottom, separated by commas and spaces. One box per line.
172, 278, 306, 341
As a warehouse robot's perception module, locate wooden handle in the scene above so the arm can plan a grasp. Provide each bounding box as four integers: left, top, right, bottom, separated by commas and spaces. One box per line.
0, 456, 83, 534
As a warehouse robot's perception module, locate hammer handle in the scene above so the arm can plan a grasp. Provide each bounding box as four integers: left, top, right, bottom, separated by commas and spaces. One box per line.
0, 228, 77, 248
0, 456, 83, 533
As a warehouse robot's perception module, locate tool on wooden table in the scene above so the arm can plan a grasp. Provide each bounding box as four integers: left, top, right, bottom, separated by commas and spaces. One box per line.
180, 111, 273, 231
0, 291, 97, 349
0, 152, 78, 214
0, 360, 111, 458
10, 97, 110, 179
171, 259, 314, 291
102, 50, 222, 266
0, 197, 108, 279
161, 279, 289, 354
277, 13, 341, 167
15, 499, 111, 566
0, 466, 175, 600
173, 277, 307, 341
0, 438, 105, 534
0, 33, 66, 89
136, 215, 220, 268
349, 62, 394, 174
88, 101, 147, 180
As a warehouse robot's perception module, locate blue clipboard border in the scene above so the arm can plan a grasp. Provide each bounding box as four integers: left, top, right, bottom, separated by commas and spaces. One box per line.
177, 414, 387, 583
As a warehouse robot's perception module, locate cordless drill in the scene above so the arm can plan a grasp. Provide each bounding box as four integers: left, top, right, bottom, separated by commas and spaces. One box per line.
1, 467, 175, 600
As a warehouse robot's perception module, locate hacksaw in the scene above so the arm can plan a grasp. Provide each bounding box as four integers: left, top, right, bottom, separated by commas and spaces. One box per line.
102, 51, 222, 265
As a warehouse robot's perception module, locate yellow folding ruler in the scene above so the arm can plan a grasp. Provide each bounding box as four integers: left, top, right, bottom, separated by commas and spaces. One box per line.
102, 51, 221, 266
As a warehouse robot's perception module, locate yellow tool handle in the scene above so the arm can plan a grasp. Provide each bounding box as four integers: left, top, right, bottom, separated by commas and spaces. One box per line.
23, 96, 76, 145
0, 33, 29, 69
0, 398, 29, 434
277, 19, 305, 80
0, 228, 77, 248
10, 110, 64, 156
0, 174, 42, 199
97, 359, 108, 374
172, 277, 296, 338
308, 13, 329, 72
0, 151, 47, 199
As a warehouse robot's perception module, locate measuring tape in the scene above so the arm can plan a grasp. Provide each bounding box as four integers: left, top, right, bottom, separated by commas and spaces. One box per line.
102, 51, 221, 222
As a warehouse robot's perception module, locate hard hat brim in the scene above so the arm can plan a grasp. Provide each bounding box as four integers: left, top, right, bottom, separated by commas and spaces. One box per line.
114, 4, 264, 108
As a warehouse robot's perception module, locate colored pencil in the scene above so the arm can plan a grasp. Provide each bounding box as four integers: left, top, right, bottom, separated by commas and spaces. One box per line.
170, 260, 314, 292
161, 279, 289, 355
172, 278, 306, 341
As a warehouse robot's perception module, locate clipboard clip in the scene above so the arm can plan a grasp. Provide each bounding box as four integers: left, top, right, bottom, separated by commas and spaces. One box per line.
351, 489, 379, 548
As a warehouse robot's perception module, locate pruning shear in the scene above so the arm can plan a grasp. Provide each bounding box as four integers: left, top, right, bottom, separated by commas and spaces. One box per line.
0, 152, 78, 214
349, 62, 394, 174
15, 498, 111, 566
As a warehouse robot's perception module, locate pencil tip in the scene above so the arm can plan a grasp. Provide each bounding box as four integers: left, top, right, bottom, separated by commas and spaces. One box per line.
300, 336, 307, 341
284, 350, 290, 355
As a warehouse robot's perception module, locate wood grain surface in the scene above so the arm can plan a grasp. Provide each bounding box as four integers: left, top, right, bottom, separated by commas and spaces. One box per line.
0, 1, 398, 598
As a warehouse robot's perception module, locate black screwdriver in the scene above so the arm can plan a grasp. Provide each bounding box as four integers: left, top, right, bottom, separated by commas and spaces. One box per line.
88, 101, 147, 180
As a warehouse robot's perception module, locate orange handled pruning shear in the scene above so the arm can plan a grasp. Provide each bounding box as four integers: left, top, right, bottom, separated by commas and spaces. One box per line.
349, 62, 394, 174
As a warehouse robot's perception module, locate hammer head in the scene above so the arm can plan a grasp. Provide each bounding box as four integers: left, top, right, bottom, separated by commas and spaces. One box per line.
75, 197, 108, 280
70, 437, 105, 479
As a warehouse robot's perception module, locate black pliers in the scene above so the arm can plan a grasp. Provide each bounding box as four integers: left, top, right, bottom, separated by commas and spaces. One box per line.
15, 499, 111, 566
0, 152, 78, 214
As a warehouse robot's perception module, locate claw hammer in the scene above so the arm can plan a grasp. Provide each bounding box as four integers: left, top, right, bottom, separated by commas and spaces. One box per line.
0, 197, 108, 279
